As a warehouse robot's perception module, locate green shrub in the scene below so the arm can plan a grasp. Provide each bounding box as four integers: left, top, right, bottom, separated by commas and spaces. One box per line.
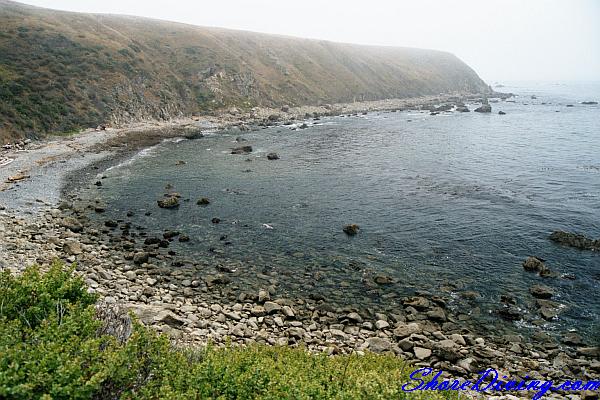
0, 263, 453, 399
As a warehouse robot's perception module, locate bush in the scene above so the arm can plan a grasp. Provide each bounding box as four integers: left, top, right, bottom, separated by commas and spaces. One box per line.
0, 263, 453, 399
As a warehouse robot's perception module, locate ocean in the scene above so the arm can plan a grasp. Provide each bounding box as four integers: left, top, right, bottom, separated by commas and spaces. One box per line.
85, 82, 600, 340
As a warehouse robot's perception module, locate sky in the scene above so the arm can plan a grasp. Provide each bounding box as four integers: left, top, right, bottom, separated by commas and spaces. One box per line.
18, 0, 600, 83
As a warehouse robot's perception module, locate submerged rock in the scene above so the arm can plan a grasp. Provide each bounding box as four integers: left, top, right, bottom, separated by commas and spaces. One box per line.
197, 197, 210, 206
455, 106, 470, 112
231, 145, 253, 154
549, 230, 600, 251
530, 284, 554, 299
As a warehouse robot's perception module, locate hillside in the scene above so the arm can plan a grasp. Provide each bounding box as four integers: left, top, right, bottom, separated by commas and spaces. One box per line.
0, 0, 491, 142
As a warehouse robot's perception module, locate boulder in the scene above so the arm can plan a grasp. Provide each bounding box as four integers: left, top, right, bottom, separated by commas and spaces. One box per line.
61, 217, 83, 233
267, 152, 280, 160
197, 197, 210, 206
133, 252, 149, 265
474, 104, 492, 113
157, 196, 179, 209
264, 301, 282, 314
498, 111, 506, 115
366, 337, 392, 353
343, 224, 360, 236
393, 322, 421, 338
414, 347, 431, 360
549, 230, 600, 251
455, 106, 470, 112
522, 256, 547, 273
63, 240, 82, 255
529, 284, 554, 299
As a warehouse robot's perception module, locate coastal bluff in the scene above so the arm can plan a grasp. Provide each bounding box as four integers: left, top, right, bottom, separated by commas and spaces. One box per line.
0, 0, 491, 142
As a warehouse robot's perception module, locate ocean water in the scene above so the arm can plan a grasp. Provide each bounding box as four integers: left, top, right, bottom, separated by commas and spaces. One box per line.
88, 82, 600, 340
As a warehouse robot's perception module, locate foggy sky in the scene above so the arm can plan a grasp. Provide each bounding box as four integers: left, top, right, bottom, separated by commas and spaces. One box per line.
16, 0, 600, 83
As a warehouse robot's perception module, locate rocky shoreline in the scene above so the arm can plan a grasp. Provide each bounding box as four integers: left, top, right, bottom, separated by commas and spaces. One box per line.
1, 93, 599, 399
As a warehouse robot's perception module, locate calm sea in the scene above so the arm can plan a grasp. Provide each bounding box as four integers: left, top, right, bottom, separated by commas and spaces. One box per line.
86, 82, 600, 340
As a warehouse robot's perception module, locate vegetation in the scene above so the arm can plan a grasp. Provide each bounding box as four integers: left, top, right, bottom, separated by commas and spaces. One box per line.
0, 262, 457, 399
0, 0, 489, 142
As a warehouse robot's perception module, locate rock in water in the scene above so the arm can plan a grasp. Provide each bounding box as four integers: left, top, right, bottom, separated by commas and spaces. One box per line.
549, 230, 600, 251
231, 145, 253, 154
474, 104, 492, 113
455, 106, 470, 112
530, 284, 554, 299
197, 197, 210, 206
522, 256, 547, 273
267, 153, 280, 160
498, 110, 506, 115
343, 224, 360, 236
157, 196, 180, 209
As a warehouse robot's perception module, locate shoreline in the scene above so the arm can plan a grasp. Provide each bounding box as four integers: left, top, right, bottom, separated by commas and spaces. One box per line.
1, 93, 598, 394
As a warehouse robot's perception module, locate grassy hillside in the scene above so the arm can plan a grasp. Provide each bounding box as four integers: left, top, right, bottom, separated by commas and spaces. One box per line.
0, 0, 490, 142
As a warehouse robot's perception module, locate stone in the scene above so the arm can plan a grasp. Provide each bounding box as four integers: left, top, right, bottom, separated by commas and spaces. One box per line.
530, 284, 554, 299
61, 217, 83, 233
346, 312, 363, 323
63, 240, 82, 255
197, 198, 210, 206
250, 306, 266, 317
330, 329, 347, 340
498, 110, 506, 115
287, 327, 305, 339
163, 230, 180, 240
258, 289, 270, 303
282, 306, 295, 318
231, 145, 253, 154
366, 337, 391, 353
373, 275, 394, 285
414, 347, 431, 360
522, 256, 547, 273
266, 153, 280, 160
263, 301, 282, 314
155, 310, 185, 327
375, 320, 390, 330
157, 196, 179, 209
133, 252, 149, 265
426, 307, 447, 322
393, 322, 421, 338
474, 104, 492, 113
549, 230, 600, 251
435, 339, 461, 361
343, 224, 360, 236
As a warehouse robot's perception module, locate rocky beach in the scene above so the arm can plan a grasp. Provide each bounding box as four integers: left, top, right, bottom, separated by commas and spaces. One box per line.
1, 94, 599, 400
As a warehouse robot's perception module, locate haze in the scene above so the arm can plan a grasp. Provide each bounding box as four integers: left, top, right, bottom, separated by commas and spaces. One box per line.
18, 0, 600, 83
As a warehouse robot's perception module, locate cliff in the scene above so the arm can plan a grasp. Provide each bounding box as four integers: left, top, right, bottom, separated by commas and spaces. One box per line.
0, 0, 491, 142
